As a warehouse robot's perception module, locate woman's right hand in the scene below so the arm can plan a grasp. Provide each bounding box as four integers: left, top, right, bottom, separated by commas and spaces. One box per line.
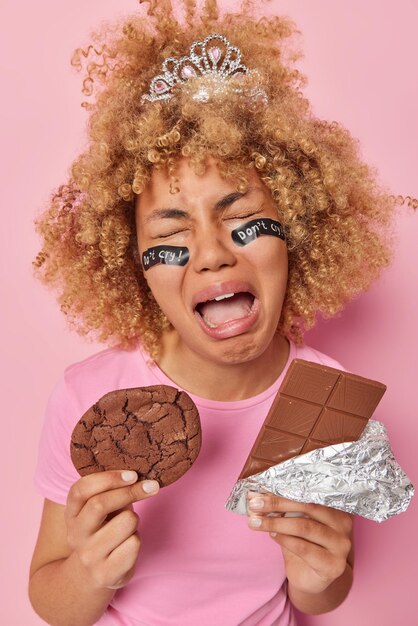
65, 470, 159, 590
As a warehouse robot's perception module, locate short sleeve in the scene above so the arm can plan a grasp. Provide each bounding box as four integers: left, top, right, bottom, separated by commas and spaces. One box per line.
34, 376, 80, 504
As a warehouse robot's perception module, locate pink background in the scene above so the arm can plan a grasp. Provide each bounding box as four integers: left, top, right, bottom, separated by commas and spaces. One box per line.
1, 1, 417, 624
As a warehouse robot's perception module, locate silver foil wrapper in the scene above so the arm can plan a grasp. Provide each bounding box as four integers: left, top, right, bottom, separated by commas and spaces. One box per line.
226, 420, 414, 522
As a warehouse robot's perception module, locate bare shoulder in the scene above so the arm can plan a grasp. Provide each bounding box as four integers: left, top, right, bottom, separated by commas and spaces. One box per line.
30, 499, 70, 578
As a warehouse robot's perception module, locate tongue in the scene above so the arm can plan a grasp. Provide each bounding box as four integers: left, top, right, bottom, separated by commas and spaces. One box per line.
198, 293, 254, 326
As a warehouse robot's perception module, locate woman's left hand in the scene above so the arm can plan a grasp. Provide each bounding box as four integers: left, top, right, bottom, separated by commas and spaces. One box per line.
247, 492, 353, 595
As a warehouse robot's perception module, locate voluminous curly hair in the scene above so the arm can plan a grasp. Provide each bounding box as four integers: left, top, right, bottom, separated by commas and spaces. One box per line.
34, 0, 398, 357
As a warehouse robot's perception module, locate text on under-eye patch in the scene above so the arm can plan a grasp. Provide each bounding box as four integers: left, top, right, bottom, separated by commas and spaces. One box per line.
142, 246, 190, 270
231, 218, 285, 247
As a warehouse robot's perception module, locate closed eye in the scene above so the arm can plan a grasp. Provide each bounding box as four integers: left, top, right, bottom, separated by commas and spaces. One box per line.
224, 211, 261, 221
154, 229, 189, 239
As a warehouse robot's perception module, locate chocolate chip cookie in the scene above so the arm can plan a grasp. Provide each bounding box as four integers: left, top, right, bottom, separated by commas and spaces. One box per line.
70, 385, 201, 487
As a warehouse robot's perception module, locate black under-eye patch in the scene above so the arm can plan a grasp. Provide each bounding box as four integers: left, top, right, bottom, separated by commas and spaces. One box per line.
142, 246, 190, 271
231, 218, 286, 246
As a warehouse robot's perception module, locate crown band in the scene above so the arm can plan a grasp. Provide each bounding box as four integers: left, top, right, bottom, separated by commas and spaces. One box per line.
141, 33, 267, 104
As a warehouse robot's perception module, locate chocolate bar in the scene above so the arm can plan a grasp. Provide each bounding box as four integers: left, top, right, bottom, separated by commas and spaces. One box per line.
238, 359, 386, 479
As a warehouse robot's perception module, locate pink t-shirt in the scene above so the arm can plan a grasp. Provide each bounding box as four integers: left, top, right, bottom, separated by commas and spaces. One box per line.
35, 342, 343, 626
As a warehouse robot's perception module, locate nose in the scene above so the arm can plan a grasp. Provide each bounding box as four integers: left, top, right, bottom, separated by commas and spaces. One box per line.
192, 225, 236, 273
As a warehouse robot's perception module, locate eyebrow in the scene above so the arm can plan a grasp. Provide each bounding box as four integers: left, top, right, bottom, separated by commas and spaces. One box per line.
144, 188, 256, 224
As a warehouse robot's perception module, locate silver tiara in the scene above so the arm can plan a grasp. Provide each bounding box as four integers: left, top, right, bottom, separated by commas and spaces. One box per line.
141, 33, 267, 104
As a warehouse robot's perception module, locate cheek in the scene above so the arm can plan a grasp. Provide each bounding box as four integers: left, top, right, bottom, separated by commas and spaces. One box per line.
238, 238, 288, 280
143, 267, 184, 307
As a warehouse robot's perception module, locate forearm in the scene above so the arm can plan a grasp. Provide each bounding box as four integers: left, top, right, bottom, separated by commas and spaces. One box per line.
288, 562, 353, 615
29, 552, 116, 626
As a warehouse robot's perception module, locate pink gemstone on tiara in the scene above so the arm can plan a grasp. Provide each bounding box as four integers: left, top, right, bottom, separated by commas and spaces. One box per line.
154, 79, 169, 94
182, 65, 197, 79
209, 46, 221, 64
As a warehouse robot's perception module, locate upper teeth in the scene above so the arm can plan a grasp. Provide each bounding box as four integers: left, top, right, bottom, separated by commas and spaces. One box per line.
214, 292, 235, 302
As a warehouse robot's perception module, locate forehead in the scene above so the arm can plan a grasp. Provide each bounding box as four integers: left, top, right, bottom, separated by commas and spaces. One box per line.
136, 157, 268, 212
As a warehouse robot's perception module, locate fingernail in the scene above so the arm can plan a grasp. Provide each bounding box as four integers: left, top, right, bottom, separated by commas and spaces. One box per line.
121, 470, 137, 482
248, 516, 262, 528
270, 532, 277, 538
142, 480, 159, 494
248, 497, 264, 510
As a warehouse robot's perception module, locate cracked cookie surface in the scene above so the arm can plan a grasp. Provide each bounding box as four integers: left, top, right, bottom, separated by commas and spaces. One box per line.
70, 385, 201, 486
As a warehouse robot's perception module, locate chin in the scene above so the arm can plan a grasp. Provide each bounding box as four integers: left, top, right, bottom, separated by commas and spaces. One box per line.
214, 334, 271, 365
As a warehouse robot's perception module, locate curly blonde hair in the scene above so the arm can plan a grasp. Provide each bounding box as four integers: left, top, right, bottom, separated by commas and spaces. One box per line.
34, 0, 400, 357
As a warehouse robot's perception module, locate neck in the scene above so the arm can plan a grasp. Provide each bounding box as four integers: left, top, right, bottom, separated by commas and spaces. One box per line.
155, 332, 290, 401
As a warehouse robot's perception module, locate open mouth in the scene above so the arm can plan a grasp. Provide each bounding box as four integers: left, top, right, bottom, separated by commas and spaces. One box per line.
194, 291, 256, 329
